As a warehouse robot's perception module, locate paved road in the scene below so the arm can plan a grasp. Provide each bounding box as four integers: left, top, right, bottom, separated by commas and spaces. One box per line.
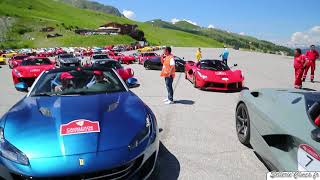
0, 48, 319, 180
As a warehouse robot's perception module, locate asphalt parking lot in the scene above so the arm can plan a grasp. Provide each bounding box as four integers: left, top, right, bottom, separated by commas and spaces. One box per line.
1, 47, 319, 180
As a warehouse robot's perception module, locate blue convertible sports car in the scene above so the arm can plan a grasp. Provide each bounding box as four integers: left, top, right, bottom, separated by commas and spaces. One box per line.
0, 67, 159, 179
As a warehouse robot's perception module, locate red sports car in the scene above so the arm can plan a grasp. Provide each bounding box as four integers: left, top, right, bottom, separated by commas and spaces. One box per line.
107, 51, 136, 64
12, 57, 55, 86
37, 51, 54, 57
54, 48, 66, 55
185, 59, 244, 91
8, 55, 29, 69
91, 59, 134, 81
137, 52, 159, 65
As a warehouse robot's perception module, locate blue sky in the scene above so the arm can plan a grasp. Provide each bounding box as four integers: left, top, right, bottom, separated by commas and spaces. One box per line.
95, 0, 320, 47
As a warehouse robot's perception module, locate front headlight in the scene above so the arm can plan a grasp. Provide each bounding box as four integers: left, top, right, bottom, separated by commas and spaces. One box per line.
197, 72, 207, 79
128, 114, 152, 150
130, 69, 134, 76
0, 128, 29, 165
14, 69, 22, 77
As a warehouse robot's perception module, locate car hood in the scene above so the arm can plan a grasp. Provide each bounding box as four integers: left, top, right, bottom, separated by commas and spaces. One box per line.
59, 58, 79, 63
15, 65, 54, 77
4, 91, 147, 159
200, 69, 243, 82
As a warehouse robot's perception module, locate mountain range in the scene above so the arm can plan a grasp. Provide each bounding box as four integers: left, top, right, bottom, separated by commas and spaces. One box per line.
0, 0, 293, 55
59, 0, 123, 17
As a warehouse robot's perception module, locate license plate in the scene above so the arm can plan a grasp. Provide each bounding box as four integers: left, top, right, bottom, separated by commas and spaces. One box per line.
70, 64, 75, 67
298, 144, 320, 171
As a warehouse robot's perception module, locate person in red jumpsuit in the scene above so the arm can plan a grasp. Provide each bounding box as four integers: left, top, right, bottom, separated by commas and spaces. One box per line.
294, 48, 308, 89
303, 45, 319, 83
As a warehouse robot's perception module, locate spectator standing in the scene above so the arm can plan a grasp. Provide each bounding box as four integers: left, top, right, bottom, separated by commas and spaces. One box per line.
294, 48, 308, 89
303, 45, 319, 83
160, 47, 176, 105
220, 46, 229, 65
196, 48, 202, 62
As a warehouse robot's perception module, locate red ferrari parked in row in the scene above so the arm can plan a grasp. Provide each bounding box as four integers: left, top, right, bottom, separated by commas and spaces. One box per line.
107, 51, 136, 64
12, 57, 55, 86
185, 59, 244, 91
8, 55, 29, 69
91, 59, 134, 81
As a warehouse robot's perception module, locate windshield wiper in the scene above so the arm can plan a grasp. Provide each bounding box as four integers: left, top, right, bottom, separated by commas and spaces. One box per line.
60, 91, 108, 96
32, 93, 55, 97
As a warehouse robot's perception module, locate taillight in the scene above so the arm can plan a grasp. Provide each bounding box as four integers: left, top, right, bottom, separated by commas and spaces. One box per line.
299, 144, 320, 161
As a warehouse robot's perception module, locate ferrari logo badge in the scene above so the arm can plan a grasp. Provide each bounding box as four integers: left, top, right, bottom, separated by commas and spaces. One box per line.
79, 158, 84, 166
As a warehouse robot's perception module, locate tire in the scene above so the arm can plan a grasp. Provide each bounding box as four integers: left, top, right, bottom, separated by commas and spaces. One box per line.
144, 62, 150, 70
185, 72, 187, 79
9, 62, 13, 69
235, 103, 251, 146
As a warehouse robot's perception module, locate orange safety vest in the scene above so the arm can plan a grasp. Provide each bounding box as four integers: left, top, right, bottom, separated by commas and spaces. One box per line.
160, 55, 175, 78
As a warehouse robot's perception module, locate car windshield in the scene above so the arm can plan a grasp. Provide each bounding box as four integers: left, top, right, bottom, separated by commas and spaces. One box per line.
93, 61, 122, 69
93, 55, 109, 59
59, 54, 74, 58
199, 60, 230, 71
30, 68, 126, 97
21, 58, 51, 66
298, 92, 320, 111
150, 57, 161, 62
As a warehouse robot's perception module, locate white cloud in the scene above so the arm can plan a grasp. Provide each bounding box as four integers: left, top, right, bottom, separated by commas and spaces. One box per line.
122, 10, 135, 20
239, 32, 245, 35
171, 18, 180, 24
171, 18, 198, 26
208, 24, 215, 29
288, 25, 320, 47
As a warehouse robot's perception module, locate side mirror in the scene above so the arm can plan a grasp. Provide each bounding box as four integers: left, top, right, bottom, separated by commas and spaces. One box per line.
15, 82, 28, 92
126, 78, 140, 88
182, 57, 185, 60
311, 128, 320, 142
230, 64, 238, 68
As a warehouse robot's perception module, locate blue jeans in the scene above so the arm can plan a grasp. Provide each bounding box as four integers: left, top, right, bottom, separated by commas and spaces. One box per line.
222, 59, 228, 65
165, 77, 174, 101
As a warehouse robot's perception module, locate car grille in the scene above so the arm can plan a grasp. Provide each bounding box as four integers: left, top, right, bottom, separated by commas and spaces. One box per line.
61, 62, 80, 67
227, 83, 240, 89
205, 82, 225, 88
11, 155, 144, 180
18, 78, 36, 87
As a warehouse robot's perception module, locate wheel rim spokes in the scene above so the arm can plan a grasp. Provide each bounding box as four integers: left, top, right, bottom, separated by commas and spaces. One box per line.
237, 107, 248, 136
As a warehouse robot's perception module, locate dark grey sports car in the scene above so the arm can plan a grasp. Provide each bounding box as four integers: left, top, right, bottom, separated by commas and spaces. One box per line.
143, 56, 186, 72
57, 53, 81, 67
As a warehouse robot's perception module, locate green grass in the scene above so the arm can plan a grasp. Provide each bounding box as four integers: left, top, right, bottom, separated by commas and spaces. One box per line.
0, 0, 222, 49
139, 24, 222, 47
147, 19, 293, 55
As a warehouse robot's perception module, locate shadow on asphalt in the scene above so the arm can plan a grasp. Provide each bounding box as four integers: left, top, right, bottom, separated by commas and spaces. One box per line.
148, 142, 180, 180
301, 88, 316, 91
310, 81, 320, 84
200, 87, 249, 94
174, 100, 195, 105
